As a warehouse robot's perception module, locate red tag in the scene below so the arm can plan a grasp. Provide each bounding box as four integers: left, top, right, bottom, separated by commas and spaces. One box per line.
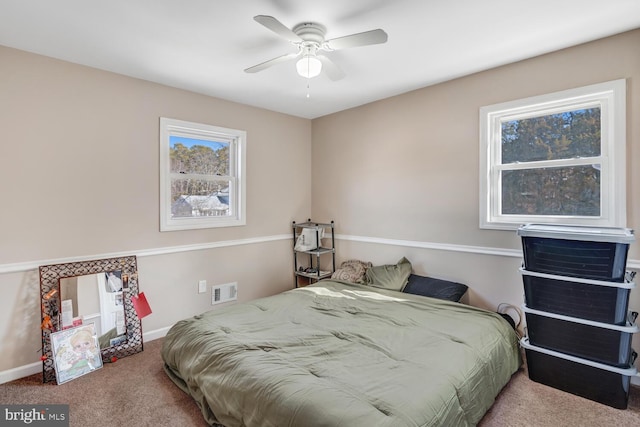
131, 292, 152, 319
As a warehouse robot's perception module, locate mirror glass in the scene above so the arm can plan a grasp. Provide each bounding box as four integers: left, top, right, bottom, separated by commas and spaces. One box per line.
39, 256, 143, 383
59, 271, 128, 349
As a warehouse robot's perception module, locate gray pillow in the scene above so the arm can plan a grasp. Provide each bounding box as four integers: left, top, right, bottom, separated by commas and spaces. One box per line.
402, 274, 468, 302
364, 257, 412, 291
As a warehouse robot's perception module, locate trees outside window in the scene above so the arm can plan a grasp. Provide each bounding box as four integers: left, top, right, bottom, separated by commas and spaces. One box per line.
479, 80, 626, 230
160, 118, 246, 231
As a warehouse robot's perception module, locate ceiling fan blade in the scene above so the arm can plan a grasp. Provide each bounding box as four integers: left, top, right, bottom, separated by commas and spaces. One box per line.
254, 15, 302, 43
324, 29, 388, 50
317, 55, 345, 81
244, 51, 301, 73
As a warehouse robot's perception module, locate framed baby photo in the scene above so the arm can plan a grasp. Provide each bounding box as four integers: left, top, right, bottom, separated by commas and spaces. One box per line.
51, 324, 103, 384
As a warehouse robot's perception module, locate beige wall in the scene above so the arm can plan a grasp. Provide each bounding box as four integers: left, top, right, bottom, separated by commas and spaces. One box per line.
0, 45, 311, 374
312, 29, 640, 360
0, 46, 311, 262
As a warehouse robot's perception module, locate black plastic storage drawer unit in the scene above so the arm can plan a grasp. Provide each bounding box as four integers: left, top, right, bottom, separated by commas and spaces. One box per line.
521, 338, 637, 409
523, 305, 638, 367
517, 224, 634, 282
520, 268, 634, 325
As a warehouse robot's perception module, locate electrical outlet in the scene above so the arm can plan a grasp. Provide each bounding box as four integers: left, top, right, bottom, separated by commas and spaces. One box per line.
198, 280, 207, 294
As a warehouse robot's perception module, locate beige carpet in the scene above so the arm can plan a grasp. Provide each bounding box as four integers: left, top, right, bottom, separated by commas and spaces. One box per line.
1, 338, 639, 427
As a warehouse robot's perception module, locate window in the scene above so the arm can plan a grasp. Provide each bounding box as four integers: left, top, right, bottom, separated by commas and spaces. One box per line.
479, 79, 626, 230
160, 118, 246, 231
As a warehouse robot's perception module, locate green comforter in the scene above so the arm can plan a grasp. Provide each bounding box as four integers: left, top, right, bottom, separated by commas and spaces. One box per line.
162, 280, 521, 427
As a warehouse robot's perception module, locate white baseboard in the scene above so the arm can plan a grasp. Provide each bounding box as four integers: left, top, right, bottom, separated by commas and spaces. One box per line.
0, 325, 171, 385
0, 361, 42, 385
143, 325, 172, 342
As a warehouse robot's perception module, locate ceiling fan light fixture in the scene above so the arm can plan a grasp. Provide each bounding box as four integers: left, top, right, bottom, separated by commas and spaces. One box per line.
247, 16, 386, 81
296, 55, 322, 79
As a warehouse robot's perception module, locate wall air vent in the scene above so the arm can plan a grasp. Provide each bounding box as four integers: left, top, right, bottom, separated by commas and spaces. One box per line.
212, 282, 238, 305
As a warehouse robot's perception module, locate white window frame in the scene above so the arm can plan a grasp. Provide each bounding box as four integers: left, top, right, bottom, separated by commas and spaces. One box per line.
479, 79, 626, 230
159, 117, 246, 231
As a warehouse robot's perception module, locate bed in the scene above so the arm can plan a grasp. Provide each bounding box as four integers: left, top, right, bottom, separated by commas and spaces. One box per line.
162, 268, 521, 427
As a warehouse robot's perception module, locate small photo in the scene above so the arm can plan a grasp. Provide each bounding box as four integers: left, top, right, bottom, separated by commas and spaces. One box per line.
105, 271, 123, 293
51, 324, 103, 384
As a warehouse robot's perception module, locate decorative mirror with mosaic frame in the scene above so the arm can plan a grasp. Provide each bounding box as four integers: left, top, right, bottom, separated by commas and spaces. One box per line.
39, 256, 143, 383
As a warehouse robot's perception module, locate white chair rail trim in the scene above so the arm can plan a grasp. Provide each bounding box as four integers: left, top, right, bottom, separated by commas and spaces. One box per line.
1, 234, 638, 274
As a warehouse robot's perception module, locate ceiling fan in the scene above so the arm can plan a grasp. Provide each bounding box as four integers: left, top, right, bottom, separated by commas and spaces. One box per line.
244, 15, 388, 80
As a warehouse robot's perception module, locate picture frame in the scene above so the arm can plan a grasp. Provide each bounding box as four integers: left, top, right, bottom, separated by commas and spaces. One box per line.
50, 324, 103, 384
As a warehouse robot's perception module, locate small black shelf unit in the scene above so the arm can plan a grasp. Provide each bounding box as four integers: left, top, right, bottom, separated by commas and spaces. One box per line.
292, 220, 335, 288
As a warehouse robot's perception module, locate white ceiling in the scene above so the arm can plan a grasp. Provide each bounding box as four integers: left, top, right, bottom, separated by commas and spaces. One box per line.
2, 0, 640, 119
